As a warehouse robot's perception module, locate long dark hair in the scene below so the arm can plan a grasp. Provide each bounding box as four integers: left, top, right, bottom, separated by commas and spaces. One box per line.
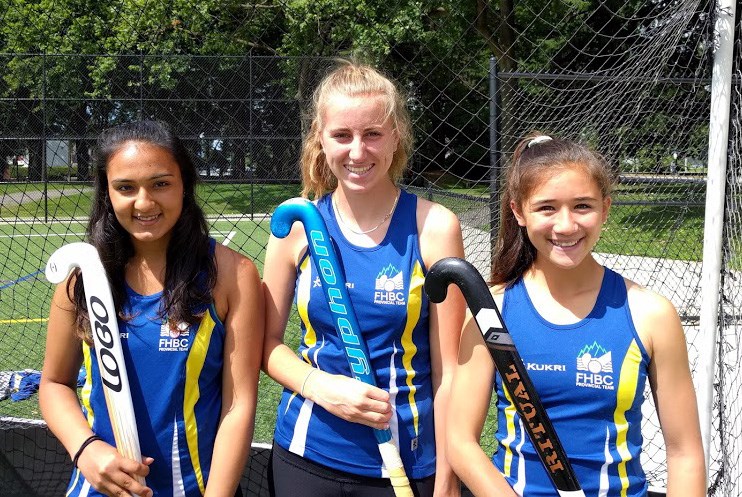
491, 132, 615, 287
70, 120, 216, 340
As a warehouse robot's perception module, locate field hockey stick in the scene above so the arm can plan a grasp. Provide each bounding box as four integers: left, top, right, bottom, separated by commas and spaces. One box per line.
46, 242, 145, 494
424, 257, 585, 497
271, 198, 414, 497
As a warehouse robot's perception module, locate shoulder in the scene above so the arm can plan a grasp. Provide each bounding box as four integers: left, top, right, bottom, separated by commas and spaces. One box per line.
50, 272, 78, 313
461, 284, 505, 339
212, 244, 262, 321
266, 215, 310, 267
415, 196, 462, 245
47, 273, 83, 344
625, 278, 677, 322
415, 197, 464, 265
624, 277, 681, 353
214, 244, 260, 290
490, 284, 506, 309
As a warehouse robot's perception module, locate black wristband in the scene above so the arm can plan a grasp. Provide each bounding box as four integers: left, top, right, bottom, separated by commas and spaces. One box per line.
72, 434, 103, 468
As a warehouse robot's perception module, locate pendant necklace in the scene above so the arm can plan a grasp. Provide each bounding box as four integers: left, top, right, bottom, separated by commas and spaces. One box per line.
333, 189, 400, 235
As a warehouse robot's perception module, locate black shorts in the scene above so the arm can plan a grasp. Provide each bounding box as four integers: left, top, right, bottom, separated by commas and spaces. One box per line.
268, 443, 435, 497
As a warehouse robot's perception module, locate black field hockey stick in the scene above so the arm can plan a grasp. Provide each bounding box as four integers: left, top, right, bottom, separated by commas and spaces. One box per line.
424, 257, 585, 497
46, 242, 145, 495
271, 198, 414, 497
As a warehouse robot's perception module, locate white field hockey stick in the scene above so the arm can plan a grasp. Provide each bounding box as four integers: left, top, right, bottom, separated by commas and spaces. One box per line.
425, 257, 585, 497
46, 242, 145, 494
271, 198, 414, 497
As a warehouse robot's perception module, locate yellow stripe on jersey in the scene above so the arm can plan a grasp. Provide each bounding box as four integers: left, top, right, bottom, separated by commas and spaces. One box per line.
81, 342, 95, 426
290, 256, 317, 408
401, 261, 424, 435
184, 311, 217, 495
501, 382, 518, 476
613, 338, 642, 497
296, 256, 318, 363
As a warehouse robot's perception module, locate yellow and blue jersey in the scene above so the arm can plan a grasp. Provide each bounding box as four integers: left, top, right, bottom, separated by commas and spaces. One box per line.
494, 267, 651, 496
273, 190, 437, 479
67, 239, 224, 497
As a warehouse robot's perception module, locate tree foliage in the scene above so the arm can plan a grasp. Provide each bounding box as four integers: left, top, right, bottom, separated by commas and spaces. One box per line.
0, 0, 713, 181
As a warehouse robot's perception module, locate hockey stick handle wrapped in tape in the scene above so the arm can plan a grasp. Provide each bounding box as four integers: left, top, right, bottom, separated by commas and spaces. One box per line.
46, 242, 145, 493
271, 198, 413, 497
424, 256, 585, 497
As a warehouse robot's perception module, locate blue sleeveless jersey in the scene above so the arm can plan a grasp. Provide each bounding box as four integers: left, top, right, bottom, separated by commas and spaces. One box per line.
493, 268, 651, 496
273, 190, 436, 478
67, 239, 225, 497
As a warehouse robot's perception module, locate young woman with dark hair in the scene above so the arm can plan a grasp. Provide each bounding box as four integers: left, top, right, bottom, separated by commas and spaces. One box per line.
447, 132, 705, 497
40, 120, 264, 497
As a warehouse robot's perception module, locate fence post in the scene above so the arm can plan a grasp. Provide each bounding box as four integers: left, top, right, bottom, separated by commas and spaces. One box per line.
42, 53, 48, 223
139, 53, 144, 120
249, 56, 254, 220
697, 0, 737, 481
489, 56, 501, 275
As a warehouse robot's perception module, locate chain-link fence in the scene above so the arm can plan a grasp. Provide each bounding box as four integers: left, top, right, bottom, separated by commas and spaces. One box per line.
1, 0, 739, 495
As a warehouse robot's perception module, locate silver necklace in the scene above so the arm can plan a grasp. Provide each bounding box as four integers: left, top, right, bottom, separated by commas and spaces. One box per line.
333, 189, 400, 235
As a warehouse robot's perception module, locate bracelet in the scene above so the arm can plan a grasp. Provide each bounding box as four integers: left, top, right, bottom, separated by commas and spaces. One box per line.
300, 368, 317, 398
72, 434, 103, 468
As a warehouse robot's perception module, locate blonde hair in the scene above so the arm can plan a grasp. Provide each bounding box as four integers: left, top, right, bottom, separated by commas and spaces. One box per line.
300, 61, 413, 199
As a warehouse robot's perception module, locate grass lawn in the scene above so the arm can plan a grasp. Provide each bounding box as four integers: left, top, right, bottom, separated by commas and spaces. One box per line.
1, 178, 706, 449
0, 181, 303, 220
596, 203, 704, 261
0, 217, 280, 442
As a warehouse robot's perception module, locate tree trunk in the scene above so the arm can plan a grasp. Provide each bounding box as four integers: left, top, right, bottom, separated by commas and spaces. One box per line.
75, 139, 90, 181
28, 140, 43, 182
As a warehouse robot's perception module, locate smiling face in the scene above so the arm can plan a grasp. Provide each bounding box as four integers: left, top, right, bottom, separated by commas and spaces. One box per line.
511, 165, 611, 271
106, 141, 184, 249
319, 93, 399, 193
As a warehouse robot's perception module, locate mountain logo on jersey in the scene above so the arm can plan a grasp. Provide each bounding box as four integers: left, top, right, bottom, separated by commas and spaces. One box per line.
575, 341, 614, 390
374, 264, 405, 306
158, 320, 191, 352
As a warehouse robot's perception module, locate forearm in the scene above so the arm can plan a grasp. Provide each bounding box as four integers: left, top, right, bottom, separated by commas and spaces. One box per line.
449, 440, 516, 497
263, 338, 314, 393
433, 378, 460, 496
204, 405, 255, 497
39, 379, 95, 458
665, 451, 706, 497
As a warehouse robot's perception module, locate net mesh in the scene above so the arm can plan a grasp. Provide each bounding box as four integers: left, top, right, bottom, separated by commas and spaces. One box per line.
0, 0, 737, 495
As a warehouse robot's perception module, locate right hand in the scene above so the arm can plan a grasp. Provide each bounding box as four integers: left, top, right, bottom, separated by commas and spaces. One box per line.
304, 370, 393, 430
76, 439, 154, 497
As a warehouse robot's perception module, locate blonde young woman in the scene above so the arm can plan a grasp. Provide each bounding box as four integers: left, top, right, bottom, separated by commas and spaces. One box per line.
262, 62, 466, 496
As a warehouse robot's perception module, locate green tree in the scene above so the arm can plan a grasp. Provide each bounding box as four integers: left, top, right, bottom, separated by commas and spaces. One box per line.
1, 0, 115, 179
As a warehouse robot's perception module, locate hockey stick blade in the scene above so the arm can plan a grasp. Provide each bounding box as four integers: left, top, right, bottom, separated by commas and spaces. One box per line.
271, 198, 413, 497
425, 257, 585, 497
46, 242, 145, 495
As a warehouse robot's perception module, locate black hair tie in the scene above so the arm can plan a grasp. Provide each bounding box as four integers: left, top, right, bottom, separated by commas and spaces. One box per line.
72, 434, 104, 468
